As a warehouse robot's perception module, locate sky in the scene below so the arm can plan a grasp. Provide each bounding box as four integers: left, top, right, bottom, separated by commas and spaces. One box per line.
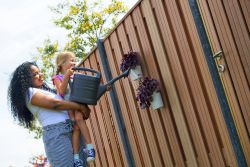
0, 0, 137, 166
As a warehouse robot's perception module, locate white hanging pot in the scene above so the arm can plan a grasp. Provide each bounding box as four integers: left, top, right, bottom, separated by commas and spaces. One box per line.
129, 65, 142, 80
150, 91, 164, 110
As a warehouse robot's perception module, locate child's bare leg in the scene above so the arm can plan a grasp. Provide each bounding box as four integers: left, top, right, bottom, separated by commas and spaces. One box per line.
72, 124, 84, 166
70, 110, 83, 165
72, 125, 81, 154
69, 110, 80, 153
75, 110, 96, 162
75, 110, 91, 143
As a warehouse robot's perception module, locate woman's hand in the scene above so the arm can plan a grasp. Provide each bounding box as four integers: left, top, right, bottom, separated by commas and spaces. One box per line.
78, 104, 91, 120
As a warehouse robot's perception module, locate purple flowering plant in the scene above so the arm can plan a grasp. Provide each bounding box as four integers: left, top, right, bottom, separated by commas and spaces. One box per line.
120, 51, 139, 72
136, 77, 160, 109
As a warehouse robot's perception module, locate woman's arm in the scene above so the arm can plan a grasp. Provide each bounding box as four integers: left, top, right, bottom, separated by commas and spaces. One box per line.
31, 91, 88, 112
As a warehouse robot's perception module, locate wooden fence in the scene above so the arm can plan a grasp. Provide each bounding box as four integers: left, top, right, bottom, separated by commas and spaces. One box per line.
79, 0, 250, 166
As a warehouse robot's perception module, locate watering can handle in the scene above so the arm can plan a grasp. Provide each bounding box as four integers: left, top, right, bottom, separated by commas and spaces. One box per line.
72, 67, 100, 78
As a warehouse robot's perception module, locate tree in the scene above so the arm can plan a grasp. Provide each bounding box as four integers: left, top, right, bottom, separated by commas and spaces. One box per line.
52, 0, 128, 58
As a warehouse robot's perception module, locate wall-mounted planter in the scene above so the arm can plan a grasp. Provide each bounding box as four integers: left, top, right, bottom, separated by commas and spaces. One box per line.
120, 51, 142, 80
136, 77, 164, 110
129, 65, 143, 81
150, 91, 164, 110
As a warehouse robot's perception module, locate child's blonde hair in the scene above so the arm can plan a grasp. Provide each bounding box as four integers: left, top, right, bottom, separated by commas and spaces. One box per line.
55, 51, 76, 74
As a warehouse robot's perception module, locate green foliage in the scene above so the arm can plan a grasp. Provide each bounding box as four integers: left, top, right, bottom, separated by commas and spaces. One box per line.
28, 120, 43, 139
51, 0, 128, 56
34, 38, 58, 81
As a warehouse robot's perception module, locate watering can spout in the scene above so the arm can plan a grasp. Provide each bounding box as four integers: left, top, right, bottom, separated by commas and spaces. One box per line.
96, 68, 130, 100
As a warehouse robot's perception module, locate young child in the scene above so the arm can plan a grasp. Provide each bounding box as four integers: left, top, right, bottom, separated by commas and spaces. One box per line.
52, 51, 95, 166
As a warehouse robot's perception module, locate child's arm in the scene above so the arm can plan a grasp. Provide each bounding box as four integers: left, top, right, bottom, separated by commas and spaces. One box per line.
54, 69, 74, 95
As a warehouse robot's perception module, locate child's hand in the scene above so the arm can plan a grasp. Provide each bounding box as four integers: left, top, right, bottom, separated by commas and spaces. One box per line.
65, 69, 74, 79
79, 104, 91, 120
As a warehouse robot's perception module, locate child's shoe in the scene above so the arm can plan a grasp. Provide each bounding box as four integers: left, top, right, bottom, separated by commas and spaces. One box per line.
74, 159, 83, 167
87, 148, 96, 162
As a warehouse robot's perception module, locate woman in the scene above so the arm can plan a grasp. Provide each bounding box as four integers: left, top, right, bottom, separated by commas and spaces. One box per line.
8, 62, 90, 167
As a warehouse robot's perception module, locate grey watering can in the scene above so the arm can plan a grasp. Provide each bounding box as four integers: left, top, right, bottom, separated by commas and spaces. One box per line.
69, 67, 130, 105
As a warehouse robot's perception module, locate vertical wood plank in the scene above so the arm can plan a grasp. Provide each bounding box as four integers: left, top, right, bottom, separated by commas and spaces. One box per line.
88, 54, 116, 167
159, 0, 226, 166
124, 13, 182, 166
132, 6, 188, 166
83, 58, 109, 167
104, 38, 144, 167
109, 30, 155, 166
205, 0, 250, 164
221, 0, 250, 132
141, 0, 198, 166
118, 19, 169, 167
79, 62, 101, 167
95, 50, 127, 166
180, 1, 238, 166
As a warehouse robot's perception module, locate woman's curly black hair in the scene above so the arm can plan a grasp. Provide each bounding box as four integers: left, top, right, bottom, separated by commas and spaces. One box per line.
7, 62, 55, 129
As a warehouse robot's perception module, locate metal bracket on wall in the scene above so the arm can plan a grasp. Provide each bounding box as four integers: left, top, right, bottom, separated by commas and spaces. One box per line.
218, 64, 225, 73
213, 51, 226, 73
213, 50, 223, 60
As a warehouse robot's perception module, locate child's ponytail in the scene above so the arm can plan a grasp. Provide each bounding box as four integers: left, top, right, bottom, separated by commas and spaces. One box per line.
56, 66, 61, 75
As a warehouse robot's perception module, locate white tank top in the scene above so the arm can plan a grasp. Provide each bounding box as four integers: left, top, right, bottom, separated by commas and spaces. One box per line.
26, 87, 69, 127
